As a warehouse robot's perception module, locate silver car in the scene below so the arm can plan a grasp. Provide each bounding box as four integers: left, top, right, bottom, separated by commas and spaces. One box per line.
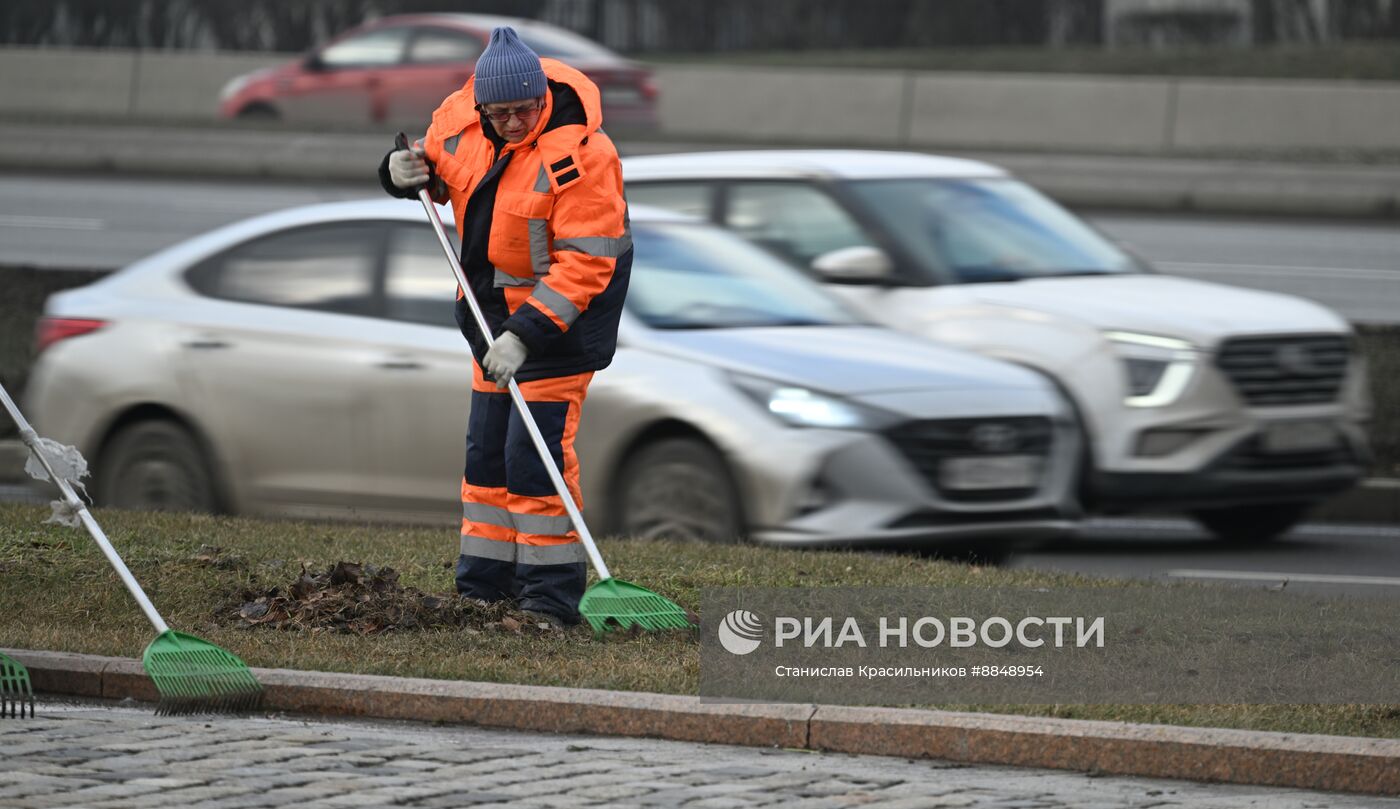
624, 150, 1372, 543
25, 201, 1079, 550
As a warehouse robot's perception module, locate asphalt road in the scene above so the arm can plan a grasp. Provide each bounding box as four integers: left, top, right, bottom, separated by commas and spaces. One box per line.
0, 173, 375, 271
5, 699, 1391, 808
1011, 517, 1400, 600
3, 172, 1399, 324
1089, 210, 1400, 325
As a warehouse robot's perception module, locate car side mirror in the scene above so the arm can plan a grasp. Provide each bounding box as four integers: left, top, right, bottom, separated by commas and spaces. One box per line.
810, 245, 893, 284
303, 53, 326, 72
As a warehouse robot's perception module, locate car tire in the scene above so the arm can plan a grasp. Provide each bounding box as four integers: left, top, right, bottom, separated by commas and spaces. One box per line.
1190, 503, 1312, 544
614, 437, 744, 543
96, 420, 217, 513
236, 103, 280, 122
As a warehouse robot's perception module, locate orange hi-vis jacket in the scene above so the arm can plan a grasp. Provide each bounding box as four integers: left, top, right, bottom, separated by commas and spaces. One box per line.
399, 59, 631, 382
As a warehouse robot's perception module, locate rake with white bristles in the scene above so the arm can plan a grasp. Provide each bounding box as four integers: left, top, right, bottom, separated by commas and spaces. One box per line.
0, 382, 262, 714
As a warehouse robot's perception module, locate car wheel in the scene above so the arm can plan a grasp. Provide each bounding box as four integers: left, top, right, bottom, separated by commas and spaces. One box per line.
236, 103, 280, 122
614, 437, 744, 543
96, 420, 217, 513
1190, 503, 1312, 544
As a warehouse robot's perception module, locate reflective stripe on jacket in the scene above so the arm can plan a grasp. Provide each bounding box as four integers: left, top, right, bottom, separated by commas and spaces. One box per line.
382, 58, 631, 382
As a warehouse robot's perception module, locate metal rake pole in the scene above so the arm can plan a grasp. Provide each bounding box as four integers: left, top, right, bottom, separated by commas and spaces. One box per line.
0, 383, 171, 634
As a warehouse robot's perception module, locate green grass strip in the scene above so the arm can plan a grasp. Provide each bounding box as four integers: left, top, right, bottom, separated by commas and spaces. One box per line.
0, 503, 1395, 737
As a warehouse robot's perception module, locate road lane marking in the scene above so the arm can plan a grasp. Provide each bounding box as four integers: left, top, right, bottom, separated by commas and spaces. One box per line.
0, 214, 105, 230
1167, 569, 1400, 586
1160, 261, 1400, 281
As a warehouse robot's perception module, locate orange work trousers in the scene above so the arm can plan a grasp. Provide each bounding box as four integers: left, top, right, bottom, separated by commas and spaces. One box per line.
456, 363, 593, 624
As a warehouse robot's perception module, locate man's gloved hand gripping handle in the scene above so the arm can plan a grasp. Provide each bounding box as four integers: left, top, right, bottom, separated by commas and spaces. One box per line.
395, 132, 530, 388
390, 132, 431, 192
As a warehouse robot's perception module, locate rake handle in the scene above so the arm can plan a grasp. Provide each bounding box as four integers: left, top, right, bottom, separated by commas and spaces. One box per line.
0, 383, 171, 634
399, 133, 611, 581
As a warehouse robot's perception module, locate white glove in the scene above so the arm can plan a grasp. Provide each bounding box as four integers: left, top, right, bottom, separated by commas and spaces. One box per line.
389, 145, 430, 190
483, 331, 528, 389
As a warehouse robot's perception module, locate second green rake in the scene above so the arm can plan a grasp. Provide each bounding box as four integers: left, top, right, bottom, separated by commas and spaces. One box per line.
0, 382, 262, 714
0, 651, 35, 718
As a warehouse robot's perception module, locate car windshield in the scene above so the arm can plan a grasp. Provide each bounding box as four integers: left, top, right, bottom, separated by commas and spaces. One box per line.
629, 222, 862, 330
845, 178, 1139, 284
515, 24, 618, 60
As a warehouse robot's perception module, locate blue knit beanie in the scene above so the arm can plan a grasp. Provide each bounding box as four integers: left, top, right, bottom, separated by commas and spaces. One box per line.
474, 27, 547, 105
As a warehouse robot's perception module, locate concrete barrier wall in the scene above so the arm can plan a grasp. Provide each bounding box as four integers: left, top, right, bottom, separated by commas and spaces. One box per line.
0, 47, 283, 121
1172, 78, 1400, 151
3, 46, 1399, 154
906, 73, 1174, 151
652, 64, 1400, 154
0, 49, 138, 116
131, 51, 284, 119
655, 65, 906, 146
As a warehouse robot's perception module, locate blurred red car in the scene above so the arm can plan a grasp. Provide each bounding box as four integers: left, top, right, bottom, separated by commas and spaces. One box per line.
218, 13, 658, 130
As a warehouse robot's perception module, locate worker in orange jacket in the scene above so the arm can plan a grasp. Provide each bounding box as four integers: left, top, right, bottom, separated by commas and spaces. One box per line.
379, 26, 631, 628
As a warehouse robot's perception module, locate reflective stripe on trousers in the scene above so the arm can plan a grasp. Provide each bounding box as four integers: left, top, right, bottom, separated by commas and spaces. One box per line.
458, 363, 593, 622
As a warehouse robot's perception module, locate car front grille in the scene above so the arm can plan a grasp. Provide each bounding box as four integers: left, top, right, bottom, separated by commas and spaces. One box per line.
884, 417, 1053, 503
1215, 335, 1349, 406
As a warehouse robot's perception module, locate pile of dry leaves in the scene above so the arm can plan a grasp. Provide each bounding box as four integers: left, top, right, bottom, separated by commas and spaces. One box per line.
220, 561, 560, 635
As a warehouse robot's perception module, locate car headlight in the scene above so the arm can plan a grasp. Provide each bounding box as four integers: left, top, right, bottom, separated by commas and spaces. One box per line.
1104, 331, 1197, 408
729, 374, 896, 429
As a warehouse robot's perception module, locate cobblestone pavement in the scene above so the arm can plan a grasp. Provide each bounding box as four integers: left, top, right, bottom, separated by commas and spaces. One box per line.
1, 700, 1395, 809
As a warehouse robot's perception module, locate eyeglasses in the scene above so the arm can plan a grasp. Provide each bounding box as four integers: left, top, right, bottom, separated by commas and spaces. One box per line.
477, 100, 543, 123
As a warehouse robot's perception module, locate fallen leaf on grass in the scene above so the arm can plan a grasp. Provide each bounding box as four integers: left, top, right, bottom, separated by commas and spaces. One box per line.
190, 544, 243, 569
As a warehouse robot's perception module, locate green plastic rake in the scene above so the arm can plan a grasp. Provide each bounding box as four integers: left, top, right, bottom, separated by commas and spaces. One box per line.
0, 383, 262, 714
578, 580, 693, 635
142, 631, 262, 715
0, 651, 34, 718
400, 132, 694, 636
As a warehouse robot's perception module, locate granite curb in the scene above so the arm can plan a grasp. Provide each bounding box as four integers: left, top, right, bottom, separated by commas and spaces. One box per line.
5, 648, 1397, 796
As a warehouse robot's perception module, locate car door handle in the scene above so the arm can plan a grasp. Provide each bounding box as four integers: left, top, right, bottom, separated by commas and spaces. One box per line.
377, 358, 425, 370
182, 338, 229, 350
